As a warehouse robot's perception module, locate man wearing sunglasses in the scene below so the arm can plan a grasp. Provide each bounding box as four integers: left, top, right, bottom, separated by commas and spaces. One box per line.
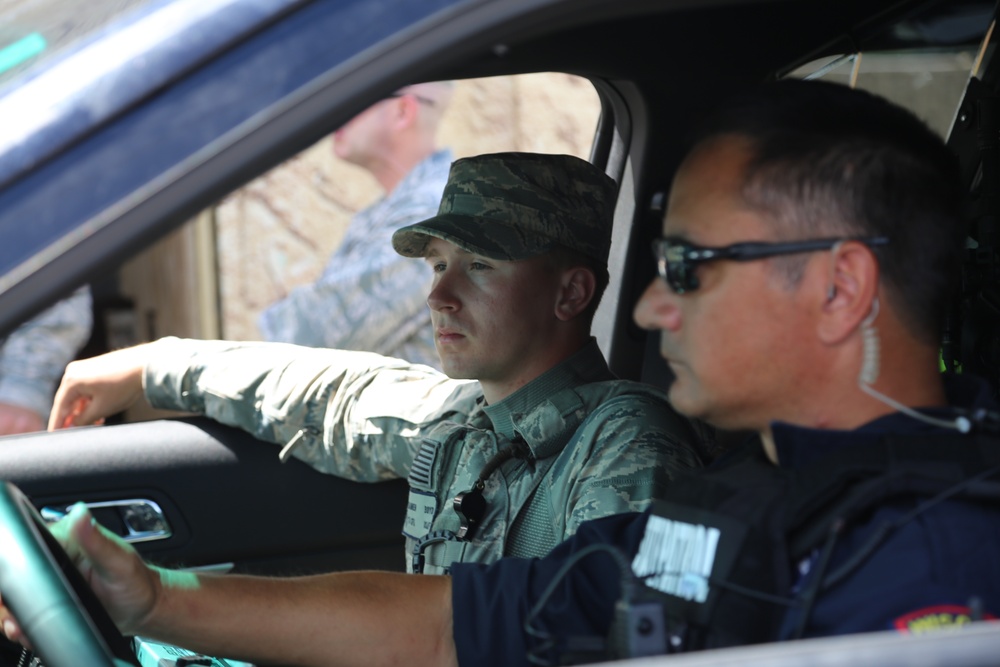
6, 80, 1000, 666
257, 82, 455, 369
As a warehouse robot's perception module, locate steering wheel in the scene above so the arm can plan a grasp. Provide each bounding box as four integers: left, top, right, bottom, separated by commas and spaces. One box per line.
0, 482, 138, 666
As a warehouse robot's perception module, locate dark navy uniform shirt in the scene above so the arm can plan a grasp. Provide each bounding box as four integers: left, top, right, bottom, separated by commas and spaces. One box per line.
450, 375, 1000, 666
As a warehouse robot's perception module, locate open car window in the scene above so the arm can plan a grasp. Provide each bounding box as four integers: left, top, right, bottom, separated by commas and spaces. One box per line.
214, 73, 603, 342
99, 72, 606, 423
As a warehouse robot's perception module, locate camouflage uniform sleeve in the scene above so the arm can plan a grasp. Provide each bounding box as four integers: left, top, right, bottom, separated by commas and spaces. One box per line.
143, 337, 480, 481
257, 198, 435, 358
554, 391, 704, 537
0, 286, 93, 418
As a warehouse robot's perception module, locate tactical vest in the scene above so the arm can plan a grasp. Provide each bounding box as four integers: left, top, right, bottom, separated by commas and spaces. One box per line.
611, 431, 1000, 657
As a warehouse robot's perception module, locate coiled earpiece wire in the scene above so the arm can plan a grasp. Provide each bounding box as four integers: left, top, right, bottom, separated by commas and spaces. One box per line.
855, 297, 972, 433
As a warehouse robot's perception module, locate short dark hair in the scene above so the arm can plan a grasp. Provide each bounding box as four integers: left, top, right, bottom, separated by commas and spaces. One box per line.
692, 79, 966, 345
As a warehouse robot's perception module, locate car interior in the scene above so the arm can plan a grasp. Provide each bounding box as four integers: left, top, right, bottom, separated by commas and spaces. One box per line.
0, 0, 997, 664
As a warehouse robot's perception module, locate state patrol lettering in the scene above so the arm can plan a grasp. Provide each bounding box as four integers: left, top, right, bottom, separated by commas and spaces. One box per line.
631, 515, 720, 603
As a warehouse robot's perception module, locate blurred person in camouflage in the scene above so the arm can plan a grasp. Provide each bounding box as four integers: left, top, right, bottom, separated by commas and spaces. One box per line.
50, 152, 708, 573
0, 286, 91, 435
257, 82, 455, 369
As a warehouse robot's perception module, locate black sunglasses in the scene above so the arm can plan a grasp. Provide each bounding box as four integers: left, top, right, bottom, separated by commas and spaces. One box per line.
652, 236, 889, 294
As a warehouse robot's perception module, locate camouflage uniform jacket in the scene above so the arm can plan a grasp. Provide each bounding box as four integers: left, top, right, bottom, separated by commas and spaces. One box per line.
143, 336, 705, 573
0, 286, 92, 418
257, 149, 452, 369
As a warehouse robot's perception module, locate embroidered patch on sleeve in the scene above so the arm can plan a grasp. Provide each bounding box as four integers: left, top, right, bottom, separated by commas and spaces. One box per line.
893, 605, 997, 634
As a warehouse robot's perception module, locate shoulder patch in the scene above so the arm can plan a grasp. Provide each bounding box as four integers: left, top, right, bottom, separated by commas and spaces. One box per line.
893, 605, 997, 634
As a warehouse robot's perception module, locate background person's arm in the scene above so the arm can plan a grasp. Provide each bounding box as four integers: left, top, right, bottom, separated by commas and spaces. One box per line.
0, 286, 92, 434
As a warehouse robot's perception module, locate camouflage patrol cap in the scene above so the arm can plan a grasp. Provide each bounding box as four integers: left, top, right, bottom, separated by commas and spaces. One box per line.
391, 152, 616, 264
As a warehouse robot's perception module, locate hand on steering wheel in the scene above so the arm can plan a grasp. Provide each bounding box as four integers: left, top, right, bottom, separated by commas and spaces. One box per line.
0, 484, 141, 666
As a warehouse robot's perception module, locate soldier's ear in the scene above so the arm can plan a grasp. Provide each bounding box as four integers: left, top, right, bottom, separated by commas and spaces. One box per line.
555, 267, 596, 321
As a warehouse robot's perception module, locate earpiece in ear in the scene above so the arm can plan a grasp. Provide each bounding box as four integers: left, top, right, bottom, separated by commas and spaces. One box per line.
826, 241, 845, 303
856, 295, 969, 433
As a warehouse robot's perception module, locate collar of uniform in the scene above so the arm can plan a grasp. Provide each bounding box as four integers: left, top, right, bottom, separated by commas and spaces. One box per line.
482, 338, 615, 458
770, 373, 998, 470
